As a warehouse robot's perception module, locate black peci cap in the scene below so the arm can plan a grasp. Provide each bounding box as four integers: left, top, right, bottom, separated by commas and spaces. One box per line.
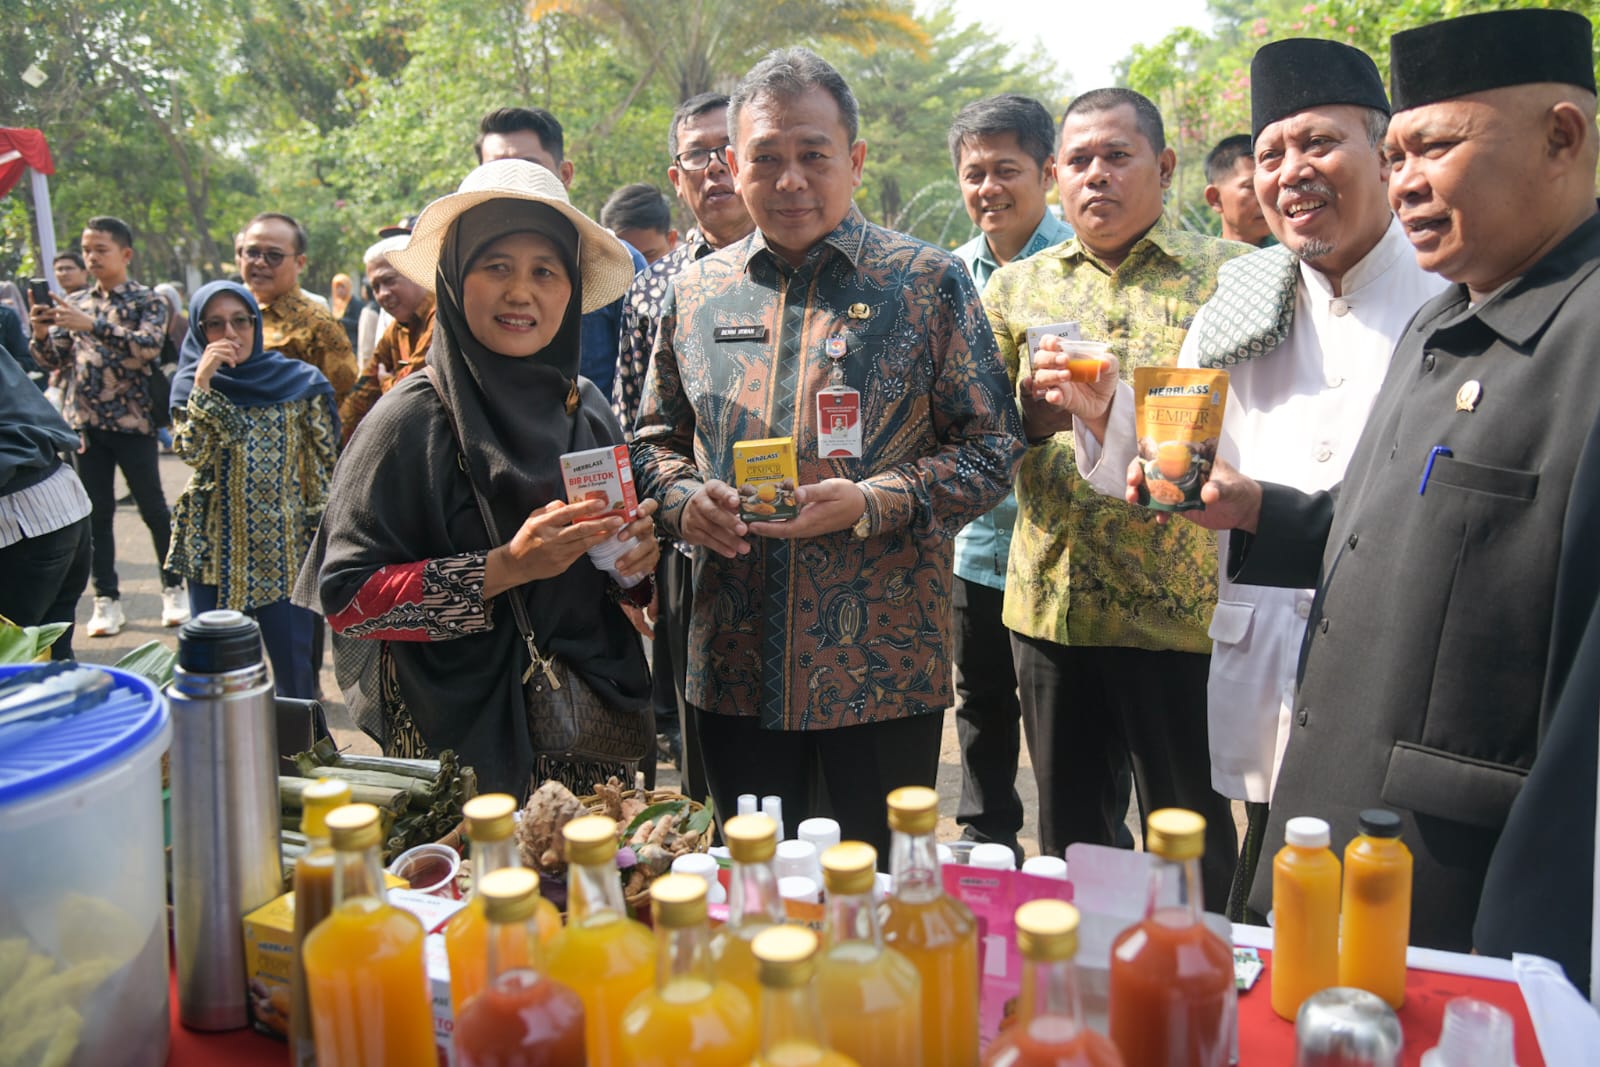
1391, 9, 1596, 113
177, 610, 264, 673
1251, 37, 1390, 140
1358, 809, 1403, 838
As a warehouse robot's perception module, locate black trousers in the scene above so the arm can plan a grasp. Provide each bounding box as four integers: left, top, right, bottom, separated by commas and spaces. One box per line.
952, 576, 1025, 853
76, 428, 175, 597
0, 516, 91, 659
1012, 635, 1238, 909
694, 707, 943, 863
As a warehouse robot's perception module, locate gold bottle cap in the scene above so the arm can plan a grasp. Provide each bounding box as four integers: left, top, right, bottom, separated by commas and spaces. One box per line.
299, 778, 352, 838
724, 814, 779, 863
326, 803, 383, 852
752, 925, 820, 988
1145, 808, 1207, 862
886, 786, 939, 834
820, 841, 877, 896
650, 873, 709, 928
562, 814, 619, 865
1014, 899, 1080, 962
479, 867, 543, 924
463, 793, 518, 844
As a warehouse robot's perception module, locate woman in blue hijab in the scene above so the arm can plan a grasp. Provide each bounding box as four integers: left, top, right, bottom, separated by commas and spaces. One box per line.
166, 280, 338, 697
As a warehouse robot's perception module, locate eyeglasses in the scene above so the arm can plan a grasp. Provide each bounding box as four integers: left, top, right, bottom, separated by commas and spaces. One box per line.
202, 314, 254, 336
673, 144, 731, 172
240, 246, 289, 267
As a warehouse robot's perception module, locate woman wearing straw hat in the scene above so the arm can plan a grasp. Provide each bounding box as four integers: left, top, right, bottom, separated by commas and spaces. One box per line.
304, 159, 659, 797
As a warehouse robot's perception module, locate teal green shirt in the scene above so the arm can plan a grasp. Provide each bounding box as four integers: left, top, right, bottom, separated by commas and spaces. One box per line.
950, 211, 1073, 589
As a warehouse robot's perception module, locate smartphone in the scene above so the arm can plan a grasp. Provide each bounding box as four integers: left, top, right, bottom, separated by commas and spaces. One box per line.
27, 278, 51, 310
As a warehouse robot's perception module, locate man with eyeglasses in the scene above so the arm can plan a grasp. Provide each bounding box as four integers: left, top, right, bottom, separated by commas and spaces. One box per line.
236, 212, 357, 402
611, 91, 757, 796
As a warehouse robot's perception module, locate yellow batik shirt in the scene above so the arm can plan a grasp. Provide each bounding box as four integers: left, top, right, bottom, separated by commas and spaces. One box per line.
259, 289, 359, 401
984, 218, 1250, 652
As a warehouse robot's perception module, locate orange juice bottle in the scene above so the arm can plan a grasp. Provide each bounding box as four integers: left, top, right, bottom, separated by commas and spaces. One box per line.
455, 868, 587, 1066
1339, 809, 1412, 1008
618, 874, 757, 1065
881, 785, 979, 1067
287, 778, 351, 1066
446, 793, 562, 1017
816, 842, 922, 1064
983, 901, 1125, 1067
1270, 816, 1341, 1021
1108, 809, 1236, 1067
545, 815, 656, 1067
302, 803, 437, 1067
750, 926, 861, 1067
712, 813, 786, 1005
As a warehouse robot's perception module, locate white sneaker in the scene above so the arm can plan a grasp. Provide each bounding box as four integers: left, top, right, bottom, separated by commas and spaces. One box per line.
87, 596, 126, 637
161, 586, 190, 627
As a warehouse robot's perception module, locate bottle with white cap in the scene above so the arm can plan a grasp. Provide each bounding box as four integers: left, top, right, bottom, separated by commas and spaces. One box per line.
714, 813, 787, 1006
775, 839, 823, 886
762, 795, 786, 841
671, 851, 728, 905
970, 842, 1018, 871
797, 817, 841, 856
737, 794, 759, 818
1271, 816, 1341, 1022
1022, 855, 1069, 880
778, 876, 821, 904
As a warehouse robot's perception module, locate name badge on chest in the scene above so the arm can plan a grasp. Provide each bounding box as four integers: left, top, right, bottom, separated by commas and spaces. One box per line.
713, 324, 768, 342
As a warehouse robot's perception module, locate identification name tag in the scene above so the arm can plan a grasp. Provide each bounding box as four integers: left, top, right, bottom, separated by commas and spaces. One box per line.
713, 324, 768, 342
817, 387, 862, 458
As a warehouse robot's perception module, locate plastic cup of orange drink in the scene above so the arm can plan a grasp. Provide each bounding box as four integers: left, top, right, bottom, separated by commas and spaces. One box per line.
1056, 339, 1112, 383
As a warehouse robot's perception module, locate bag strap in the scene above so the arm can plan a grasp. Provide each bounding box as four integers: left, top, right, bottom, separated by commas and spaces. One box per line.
422, 366, 562, 691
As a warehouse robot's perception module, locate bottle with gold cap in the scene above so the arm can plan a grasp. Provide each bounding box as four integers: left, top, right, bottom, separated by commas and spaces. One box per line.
454, 867, 587, 1066
301, 802, 437, 1067
881, 785, 979, 1067
1107, 809, 1235, 1067
751, 926, 861, 1067
816, 841, 922, 1064
983, 900, 1125, 1066
288, 778, 352, 1066
712, 812, 787, 1004
545, 814, 656, 1066
617, 874, 757, 1065
446, 793, 562, 1016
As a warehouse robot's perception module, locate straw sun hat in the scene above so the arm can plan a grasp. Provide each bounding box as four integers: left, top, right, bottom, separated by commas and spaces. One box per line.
386, 158, 635, 314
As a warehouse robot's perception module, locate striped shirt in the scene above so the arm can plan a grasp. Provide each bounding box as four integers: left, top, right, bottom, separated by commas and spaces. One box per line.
0, 464, 92, 548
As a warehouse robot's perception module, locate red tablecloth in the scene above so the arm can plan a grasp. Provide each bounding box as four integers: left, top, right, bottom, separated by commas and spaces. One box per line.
169, 951, 1545, 1065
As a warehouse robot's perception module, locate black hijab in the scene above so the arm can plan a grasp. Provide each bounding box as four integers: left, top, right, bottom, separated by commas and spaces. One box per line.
311, 199, 649, 796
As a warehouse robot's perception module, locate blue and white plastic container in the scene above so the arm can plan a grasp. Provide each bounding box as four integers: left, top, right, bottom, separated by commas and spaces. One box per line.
0, 664, 171, 1067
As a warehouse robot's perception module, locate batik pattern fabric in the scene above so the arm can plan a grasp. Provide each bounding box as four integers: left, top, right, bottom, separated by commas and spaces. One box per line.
1191, 242, 1301, 367
984, 218, 1248, 652
30, 280, 168, 435
324, 552, 492, 641
167, 386, 338, 611
633, 208, 1023, 731
340, 301, 435, 442
612, 229, 712, 433
259, 288, 359, 401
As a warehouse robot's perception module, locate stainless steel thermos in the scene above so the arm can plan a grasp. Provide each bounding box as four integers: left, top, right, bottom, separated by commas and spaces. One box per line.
167, 610, 283, 1030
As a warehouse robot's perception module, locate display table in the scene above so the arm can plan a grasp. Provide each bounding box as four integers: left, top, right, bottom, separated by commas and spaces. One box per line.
167, 937, 1546, 1065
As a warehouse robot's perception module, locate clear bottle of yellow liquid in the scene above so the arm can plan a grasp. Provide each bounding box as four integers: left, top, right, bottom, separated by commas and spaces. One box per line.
618, 874, 757, 1065
1270, 816, 1341, 1021
750, 925, 862, 1067
446, 793, 563, 1017
816, 841, 922, 1064
983, 900, 1125, 1067
454, 868, 587, 1066
1339, 809, 1412, 1009
288, 778, 351, 1066
302, 803, 437, 1067
545, 814, 657, 1067
713, 813, 787, 1005
882, 785, 979, 1067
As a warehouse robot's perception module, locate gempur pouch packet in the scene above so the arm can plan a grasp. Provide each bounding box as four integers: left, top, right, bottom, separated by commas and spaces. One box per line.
1133, 367, 1229, 512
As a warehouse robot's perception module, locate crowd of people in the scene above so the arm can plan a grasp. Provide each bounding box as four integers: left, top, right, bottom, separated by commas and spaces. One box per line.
2, 5, 1597, 992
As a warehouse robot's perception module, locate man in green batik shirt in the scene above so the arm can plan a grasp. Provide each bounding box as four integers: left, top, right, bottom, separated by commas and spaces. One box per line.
984, 88, 1248, 902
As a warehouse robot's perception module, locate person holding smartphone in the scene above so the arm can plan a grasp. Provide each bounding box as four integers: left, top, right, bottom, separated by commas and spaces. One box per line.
27, 215, 184, 637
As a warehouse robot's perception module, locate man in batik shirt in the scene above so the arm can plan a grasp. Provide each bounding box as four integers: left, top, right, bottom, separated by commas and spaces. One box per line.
237, 212, 357, 401
984, 88, 1246, 902
633, 48, 1023, 857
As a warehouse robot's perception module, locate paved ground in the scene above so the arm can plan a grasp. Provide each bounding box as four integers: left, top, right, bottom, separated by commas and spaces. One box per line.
75, 451, 1254, 859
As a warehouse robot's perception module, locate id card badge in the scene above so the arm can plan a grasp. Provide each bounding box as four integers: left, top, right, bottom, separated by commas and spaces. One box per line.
817, 387, 862, 458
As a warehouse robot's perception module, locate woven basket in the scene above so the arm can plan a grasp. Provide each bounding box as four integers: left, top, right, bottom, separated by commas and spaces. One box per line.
577, 787, 712, 910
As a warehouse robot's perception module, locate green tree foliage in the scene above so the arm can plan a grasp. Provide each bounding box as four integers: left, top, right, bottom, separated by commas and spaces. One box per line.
1120, 0, 1600, 233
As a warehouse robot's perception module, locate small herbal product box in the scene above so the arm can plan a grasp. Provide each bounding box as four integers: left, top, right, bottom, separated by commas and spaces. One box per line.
560, 444, 639, 520
733, 437, 799, 522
